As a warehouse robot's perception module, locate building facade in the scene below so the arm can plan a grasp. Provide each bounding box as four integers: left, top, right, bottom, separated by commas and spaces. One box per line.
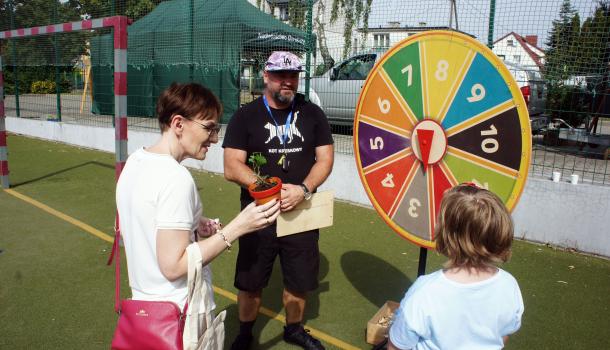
492, 32, 545, 71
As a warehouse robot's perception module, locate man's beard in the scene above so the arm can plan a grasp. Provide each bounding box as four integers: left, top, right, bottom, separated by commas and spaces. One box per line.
272, 90, 295, 105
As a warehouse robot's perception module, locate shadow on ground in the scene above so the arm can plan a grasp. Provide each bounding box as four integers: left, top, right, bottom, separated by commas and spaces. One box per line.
11, 161, 114, 187
341, 250, 412, 307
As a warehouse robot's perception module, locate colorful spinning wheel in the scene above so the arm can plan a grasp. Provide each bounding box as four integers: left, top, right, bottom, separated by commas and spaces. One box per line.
354, 31, 531, 249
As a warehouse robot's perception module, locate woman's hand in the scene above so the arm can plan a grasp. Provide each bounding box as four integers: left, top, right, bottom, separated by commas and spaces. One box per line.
227, 199, 281, 236
191, 200, 281, 266
196, 217, 221, 238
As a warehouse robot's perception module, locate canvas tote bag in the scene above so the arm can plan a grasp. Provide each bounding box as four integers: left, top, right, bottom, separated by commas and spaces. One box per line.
183, 243, 225, 350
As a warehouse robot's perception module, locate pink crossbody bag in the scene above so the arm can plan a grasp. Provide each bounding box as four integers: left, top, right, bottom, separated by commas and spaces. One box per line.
108, 215, 188, 350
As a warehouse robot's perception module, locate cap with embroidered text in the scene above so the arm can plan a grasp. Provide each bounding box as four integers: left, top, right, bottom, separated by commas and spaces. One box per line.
265, 51, 304, 72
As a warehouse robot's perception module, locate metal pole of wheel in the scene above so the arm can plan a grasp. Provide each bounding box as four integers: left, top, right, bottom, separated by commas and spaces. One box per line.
417, 248, 428, 277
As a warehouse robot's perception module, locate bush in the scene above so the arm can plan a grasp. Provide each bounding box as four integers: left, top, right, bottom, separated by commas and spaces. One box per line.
3, 66, 74, 94
31, 80, 56, 94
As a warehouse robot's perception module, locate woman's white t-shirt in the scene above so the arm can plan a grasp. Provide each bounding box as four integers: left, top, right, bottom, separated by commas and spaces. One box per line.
116, 148, 213, 309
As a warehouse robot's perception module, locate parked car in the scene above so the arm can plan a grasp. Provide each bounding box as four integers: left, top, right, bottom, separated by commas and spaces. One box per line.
299, 49, 385, 127
503, 62, 547, 117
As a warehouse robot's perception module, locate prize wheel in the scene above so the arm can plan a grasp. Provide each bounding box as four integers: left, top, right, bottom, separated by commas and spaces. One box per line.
354, 31, 531, 249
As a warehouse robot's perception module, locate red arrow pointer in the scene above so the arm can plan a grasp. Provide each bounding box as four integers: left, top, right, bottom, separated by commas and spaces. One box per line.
417, 129, 435, 168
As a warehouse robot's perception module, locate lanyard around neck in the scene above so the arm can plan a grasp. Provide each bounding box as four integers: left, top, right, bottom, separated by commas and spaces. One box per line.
263, 95, 294, 146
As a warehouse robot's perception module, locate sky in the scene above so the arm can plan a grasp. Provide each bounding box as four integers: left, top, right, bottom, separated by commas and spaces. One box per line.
367, 0, 601, 48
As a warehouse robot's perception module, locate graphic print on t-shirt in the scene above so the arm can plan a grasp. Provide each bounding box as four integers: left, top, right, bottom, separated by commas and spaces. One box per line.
264, 111, 305, 144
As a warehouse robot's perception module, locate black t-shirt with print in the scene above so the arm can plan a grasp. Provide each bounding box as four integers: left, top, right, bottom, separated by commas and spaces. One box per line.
222, 93, 334, 205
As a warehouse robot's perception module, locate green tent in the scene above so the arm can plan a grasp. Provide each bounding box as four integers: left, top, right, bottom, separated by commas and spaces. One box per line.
90, 0, 312, 122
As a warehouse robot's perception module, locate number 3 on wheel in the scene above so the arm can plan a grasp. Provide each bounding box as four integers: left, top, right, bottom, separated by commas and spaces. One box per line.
354, 30, 531, 249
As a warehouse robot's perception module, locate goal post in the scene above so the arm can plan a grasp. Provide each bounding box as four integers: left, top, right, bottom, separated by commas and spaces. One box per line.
0, 16, 130, 189
0, 55, 7, 188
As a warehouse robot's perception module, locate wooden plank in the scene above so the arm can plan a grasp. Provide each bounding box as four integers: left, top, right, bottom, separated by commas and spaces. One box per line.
276, 191, 334, 237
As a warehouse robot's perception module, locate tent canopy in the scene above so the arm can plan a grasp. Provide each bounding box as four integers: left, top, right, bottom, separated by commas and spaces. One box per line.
91, 0, 314, 122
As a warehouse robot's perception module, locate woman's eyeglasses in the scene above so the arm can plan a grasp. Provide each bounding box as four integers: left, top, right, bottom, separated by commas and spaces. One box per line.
190, 119, 221, 136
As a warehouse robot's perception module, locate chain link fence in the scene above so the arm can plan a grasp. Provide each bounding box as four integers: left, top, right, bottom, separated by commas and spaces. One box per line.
1, 0, 609, 184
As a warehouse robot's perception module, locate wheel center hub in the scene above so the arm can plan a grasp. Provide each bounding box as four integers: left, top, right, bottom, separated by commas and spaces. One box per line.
412, 119, 447, 166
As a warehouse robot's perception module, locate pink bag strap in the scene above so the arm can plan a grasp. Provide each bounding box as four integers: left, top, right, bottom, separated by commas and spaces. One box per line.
107, 214, 122, 313
107, 213, 189, 315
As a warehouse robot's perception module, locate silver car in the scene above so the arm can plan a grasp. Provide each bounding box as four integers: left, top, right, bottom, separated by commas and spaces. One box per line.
301, 50, 384, 126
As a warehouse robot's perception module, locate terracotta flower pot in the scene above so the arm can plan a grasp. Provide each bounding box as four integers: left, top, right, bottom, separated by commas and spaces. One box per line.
248, 177, 282, 205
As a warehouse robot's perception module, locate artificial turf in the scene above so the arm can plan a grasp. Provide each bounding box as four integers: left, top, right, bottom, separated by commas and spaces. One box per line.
1, 134, 609, 349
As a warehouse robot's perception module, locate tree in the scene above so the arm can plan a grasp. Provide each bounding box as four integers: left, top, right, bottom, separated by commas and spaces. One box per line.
568, 12, 581, 73
314, 0, 334, 74
577, 1, 610, 76
577, 1, 610, 131
288, 0, 306, 29
1, 0, 86, 93
544, 0, 584, 126
545, 0, 579, 82
284, 0, 374, 70
330, 0, 373, 59
68, 0, 163, 21
545, 0, 610, 127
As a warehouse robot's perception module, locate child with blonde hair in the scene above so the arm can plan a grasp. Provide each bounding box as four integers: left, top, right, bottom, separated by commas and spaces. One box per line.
388, 184, 524, 350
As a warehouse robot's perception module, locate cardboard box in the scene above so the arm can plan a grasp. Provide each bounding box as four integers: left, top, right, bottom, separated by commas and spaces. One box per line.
366, 301, 400, 345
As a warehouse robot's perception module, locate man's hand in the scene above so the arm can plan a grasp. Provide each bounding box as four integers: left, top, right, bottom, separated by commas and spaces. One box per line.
280, 183, 304, 212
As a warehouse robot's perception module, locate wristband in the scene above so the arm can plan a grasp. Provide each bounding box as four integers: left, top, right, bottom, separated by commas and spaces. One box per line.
217, 230, 232, 251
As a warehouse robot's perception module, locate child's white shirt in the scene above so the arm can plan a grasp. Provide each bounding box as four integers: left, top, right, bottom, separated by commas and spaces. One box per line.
389, 268, 523, 350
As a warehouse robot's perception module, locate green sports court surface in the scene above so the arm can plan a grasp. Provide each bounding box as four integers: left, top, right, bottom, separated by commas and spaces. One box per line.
1, 134, 609, 349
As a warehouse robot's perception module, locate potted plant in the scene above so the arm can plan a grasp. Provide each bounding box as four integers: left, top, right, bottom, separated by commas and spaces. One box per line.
247, 152, 282, 204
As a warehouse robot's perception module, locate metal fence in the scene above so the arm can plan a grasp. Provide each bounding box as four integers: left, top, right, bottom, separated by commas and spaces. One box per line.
1, 0, 609, 184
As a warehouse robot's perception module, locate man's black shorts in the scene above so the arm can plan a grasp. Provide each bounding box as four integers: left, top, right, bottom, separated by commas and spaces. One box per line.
234, 224, 319, 293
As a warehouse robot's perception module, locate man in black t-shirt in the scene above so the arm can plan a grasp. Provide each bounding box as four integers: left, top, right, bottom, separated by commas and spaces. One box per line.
223, 51, 334, 350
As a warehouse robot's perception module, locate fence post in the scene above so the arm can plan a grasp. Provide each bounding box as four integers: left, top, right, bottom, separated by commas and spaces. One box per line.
304, 0, 314, 102
0, 54, 9, 189
189, 0, 194, 81
487, 0, 496, 48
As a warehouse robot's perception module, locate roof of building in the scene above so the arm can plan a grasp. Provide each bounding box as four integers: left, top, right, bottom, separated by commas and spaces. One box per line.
494, 32, 545, 70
